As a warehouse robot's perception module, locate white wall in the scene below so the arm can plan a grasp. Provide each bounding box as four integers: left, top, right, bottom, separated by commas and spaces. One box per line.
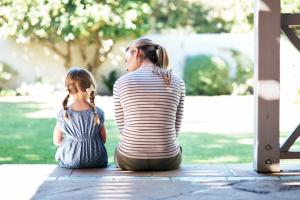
1, 33, 300, 99
0, 39, 65, 88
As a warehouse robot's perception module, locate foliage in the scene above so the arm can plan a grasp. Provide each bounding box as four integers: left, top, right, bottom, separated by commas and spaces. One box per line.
281, 0, 300, 36
226, 49, 253, 95
0, 89, 17, 96
183, 50, 253, 96
101, 69, 120, 95
0, 0, 152, 74
281, 0, 300, 13
0, 61, 18, 90
0, 0, 256, 76
183, 55, 232, 96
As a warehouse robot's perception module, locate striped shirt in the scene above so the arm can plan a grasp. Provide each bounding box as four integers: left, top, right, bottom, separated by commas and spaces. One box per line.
113, 65, 185, 159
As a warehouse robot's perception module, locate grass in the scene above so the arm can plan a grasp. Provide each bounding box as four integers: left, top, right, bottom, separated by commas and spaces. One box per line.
0, 101, 299, 165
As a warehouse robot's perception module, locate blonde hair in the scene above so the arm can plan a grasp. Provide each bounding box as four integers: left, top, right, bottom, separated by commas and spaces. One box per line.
127, 38, 172, 85
63, 67, 100, 125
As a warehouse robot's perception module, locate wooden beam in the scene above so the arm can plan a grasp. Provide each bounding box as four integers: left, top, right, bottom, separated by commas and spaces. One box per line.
280, 124, 300, 152
280, 151, 300, 159
254, 0, 281, 173
281, 26, 300, 52
281, 13, 300, 26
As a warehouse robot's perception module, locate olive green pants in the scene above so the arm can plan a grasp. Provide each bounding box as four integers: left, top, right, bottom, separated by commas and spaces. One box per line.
114, 147, 182, 171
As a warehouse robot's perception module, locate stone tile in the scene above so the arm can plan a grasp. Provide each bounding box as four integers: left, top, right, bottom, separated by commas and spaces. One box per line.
48, 166, 72, 177
58, 176, 170, 181
180, 185, 274, 200
71, 166, 152, 177
230, 180, 300, 194
274, 164, 300, 176
280, 176, 300, 181
225, 164, 279, 177
3, 164, 300, 200
171, 176, 227, 182
227, 176, 280, 181
31, 179, 204, 200
151, 164, 230, 177
45, 177, 57, 181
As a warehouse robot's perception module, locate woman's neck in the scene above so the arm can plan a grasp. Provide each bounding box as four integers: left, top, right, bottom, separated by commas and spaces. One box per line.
139, 60, 155, 68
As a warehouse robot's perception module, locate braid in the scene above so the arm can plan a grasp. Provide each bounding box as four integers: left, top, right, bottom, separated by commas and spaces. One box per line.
62, 94, 70, 120
90, 91, 100, 125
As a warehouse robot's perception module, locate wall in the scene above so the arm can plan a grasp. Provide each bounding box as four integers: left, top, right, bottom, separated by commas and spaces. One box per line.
1, 33, 299, 98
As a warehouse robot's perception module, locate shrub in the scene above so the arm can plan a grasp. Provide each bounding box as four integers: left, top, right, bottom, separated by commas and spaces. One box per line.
227, 49, 253, 95
101, 70, 120, 95
183, 55, 232, 95
0, 62, 18, 91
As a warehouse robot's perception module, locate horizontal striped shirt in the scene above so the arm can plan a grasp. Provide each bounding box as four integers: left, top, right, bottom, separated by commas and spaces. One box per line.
113, 65, 185, 159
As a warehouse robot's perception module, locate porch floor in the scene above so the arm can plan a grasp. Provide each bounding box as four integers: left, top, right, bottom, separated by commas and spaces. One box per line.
1, 164, 300, 200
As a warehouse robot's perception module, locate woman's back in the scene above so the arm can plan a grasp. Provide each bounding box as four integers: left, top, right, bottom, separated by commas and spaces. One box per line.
114, 65, 185, 159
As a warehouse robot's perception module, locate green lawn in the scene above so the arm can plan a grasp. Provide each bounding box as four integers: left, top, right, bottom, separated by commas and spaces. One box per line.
0, 101, 297, 165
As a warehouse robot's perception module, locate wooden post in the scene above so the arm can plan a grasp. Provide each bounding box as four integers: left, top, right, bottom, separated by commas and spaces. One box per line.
254, 0, 281, 172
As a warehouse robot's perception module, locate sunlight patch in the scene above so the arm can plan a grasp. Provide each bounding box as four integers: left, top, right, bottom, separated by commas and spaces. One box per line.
18, 145, 32, 150
24, 154, 40, 160
216, 139, 231, 144
282, 181, 300, 186
192, 155, 240, 163
237, 138, 252, 145
25, 109, 56, 119
0, 156, 13, 161
203, 144, 224, 148
210, 155, 240, 163
0, 134, 22, 139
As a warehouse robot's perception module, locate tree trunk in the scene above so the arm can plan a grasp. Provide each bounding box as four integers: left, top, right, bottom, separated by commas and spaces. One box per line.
65, 41, 72, 68
42, 36, 114, 77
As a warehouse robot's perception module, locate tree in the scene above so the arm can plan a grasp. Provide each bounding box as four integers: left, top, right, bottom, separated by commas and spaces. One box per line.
281, 0, 300, 36
0, 0, 151, 74
0, 0, 256, 75
150, 0, 254, 33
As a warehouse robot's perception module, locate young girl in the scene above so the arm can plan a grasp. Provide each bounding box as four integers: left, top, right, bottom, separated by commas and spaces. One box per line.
53, 67, 108, 168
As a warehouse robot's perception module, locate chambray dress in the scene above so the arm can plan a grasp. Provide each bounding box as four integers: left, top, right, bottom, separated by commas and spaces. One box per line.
55, 107, 108, 168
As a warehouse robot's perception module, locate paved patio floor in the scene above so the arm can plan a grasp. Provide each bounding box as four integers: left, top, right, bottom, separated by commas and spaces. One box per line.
1, 164, 300, 200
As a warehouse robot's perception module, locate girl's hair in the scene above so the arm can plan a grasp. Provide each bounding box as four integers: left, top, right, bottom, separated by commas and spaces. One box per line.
63, 67, 100, 125
126, 38, 172, 85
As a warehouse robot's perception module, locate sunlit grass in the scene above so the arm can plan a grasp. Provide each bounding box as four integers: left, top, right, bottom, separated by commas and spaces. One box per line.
1, 102, 300, 164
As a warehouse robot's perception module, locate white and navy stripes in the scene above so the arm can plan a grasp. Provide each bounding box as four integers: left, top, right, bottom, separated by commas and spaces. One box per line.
113, 65, 185, 159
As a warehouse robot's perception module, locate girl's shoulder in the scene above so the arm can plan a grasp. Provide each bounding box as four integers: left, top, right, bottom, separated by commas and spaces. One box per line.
95, 106, 104, 116
56, 108, 65, 119
95, 107, 105, 126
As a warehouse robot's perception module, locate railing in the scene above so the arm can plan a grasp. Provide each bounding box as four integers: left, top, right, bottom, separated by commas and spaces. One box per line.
280, 14, 300, 159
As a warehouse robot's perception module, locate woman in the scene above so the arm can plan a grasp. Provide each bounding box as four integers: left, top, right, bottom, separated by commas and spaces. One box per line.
113, 38, 185, 171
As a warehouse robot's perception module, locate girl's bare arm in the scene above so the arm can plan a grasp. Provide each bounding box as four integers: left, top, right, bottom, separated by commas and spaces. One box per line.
100, 126, 107, 144
53, 124, 63, 146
